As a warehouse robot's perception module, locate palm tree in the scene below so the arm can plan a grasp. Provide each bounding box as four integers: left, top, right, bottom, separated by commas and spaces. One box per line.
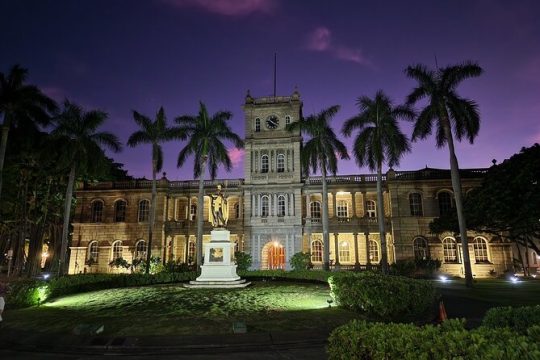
405, 61, 483, 287
287, 105, 349, 271
175, 102, 243, 269
0, 65, 57, 204
127, 107, 185, 274
342, 90, 413, 274
53, 101, 122, 275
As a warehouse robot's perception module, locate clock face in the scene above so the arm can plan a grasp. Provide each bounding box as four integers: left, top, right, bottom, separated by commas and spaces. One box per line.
266, 115, 279, 130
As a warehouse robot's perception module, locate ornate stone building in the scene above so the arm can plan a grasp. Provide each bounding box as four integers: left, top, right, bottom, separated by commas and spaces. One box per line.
68, 90, 513, 278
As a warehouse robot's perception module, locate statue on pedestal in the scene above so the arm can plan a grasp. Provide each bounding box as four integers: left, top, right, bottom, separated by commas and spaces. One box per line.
209, 184, 228, 228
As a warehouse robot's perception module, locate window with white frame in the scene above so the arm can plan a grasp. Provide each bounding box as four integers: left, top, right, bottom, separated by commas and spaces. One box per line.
277, 153, 285, 173
311, 239, 323, 263
91, 200, 103, 222
187, 241, 196, 263
277, 195, 286, 217
339, 241, 350, 262
366, 200, 376, 218
413, 237, 429, 260
337, 200, 348, 218
261, 195, 269, 217
138, 200, 150, 222
438, 191, 453, 216
369, 240, 379, 262
409, 193, 423, 216
443, 237, 458, 263
190, 203, 197, 220
115, 200, 127, 222
473, 237, 489, 263
310, 201, 321, 219
112, 241, 123, 260
88, 241, 99, 263
255, 118, 261, 132
135, 240, 147, 260
261, 154, 269, 173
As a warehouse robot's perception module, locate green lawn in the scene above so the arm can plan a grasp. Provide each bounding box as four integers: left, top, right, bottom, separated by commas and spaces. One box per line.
2, 281, 358, 336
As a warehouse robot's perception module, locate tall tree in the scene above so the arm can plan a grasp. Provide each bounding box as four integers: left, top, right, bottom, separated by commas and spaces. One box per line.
52, 101, 121, 275
287, 105, 349, 271
405, 61, 483, 287
342, 90, 412, 274
175, 102, 243, 269
0, 65, 57, 205
127, 107, 185, 274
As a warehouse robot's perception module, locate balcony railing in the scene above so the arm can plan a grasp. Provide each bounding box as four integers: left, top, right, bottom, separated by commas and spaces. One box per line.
78, 178, 244, 191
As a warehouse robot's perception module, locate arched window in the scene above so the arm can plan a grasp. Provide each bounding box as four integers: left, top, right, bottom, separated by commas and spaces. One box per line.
285, 115, 291, 126
91, 200, 103, 223
409, 193, 423, 216
88, 241, 99, 263
311, 240, 323, 263
135, 240, 147, 260
138, 200, 150, 222
112, 241, 123, 260
369, 240, 379, 262
187, 241, 196, 263
261, 154, 269, 173
277, 195, 286, 217
339, 241, 350, 262
473, 237, 489, 263
115, 200, 127, 222
190, 203, 197, 221
261, 195, 269, 217
310, 201, 321, 219
438, 191, 453, 216
234, 202, 240, 219
366, 200, 376, 218
443, 237, 458, 263
337, 200, 348, 218
413, 237, 429, 260
255, 118, 261, 132
277, 153, 285, 173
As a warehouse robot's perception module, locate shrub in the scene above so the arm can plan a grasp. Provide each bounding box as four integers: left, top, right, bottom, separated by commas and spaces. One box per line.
389, 260, 416, 277
133, 256, 164, 274
328, 272, 438, 322
389, 258, 441, 278
238, 269, 331, 283
289, 252, 312, 271
6, 272, 197, 308
234, 251, 252, 271
109, 257, 130, 269
482, 305, 540, 334
164, 259, 194, 273
415, 258, 441, 276
327, 319, 540, 360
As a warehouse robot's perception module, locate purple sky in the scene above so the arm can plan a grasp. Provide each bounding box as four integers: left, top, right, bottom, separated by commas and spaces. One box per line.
2, 0, 539, 180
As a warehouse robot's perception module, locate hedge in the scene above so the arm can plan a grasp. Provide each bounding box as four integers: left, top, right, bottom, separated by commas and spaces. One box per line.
327, 319, 540, 360
328, 272, 438, 322
6, 272, 197, 308
239, 269, 331, 283
483, 305, 540, 334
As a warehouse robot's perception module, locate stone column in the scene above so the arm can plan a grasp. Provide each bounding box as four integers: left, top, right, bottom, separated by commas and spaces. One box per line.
306, 194, 311, 218
273, 193, 277, 216
365, 231, 371, 268
351, 192, 356, 218
334, 233, 340, 269
353, 232, 360, 270
332, 192, 337, 218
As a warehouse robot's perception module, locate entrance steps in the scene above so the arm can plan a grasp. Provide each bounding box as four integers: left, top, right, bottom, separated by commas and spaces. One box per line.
183, 278, 251, 289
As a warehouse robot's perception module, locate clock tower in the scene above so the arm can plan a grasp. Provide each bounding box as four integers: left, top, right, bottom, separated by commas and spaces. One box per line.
242, 89, 304, 269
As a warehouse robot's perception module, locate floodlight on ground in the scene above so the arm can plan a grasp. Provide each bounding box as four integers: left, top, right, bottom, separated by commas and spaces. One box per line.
510, 276, 519, 284
439, 275, 449, 283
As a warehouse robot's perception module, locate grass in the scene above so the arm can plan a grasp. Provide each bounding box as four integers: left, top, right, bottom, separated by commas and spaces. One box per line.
2, 281, 358, 336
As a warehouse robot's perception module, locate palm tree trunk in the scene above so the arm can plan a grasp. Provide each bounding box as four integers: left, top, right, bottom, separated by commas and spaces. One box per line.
376, 162, 388, 274
321, 167, 330, 271
196, 158, 208, 271
442, 120, 473, 287
145, 160, 157, 274
59, 164, 76, 275
0, 125, 10, 208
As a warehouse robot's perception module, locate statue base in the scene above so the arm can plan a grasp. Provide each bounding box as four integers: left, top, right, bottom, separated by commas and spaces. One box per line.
184, 229, 250, 289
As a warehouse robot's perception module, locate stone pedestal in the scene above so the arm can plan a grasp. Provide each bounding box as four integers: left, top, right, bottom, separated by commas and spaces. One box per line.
184, 229, 250, 289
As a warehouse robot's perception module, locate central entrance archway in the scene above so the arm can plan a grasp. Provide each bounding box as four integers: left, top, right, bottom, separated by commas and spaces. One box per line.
261, 241, 285, 270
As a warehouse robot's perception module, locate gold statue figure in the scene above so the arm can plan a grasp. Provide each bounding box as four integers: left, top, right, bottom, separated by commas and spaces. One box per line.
209, 184, 229, 228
